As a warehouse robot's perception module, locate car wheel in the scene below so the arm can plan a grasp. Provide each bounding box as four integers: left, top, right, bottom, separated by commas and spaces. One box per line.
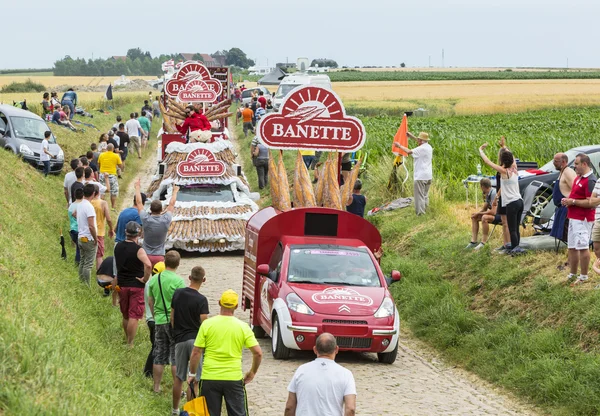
529, 189, 552, 219
377, 340, 398, 364
271, 314, 291, 359
252, 323, 266, 339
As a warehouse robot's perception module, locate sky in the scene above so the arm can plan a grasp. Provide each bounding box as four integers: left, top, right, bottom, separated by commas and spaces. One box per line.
3, 0, 600, 70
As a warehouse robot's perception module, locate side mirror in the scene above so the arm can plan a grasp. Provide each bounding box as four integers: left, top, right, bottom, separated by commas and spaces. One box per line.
391, 270, 402, 282
257, 264, 270, 276
0, 128, 5, 136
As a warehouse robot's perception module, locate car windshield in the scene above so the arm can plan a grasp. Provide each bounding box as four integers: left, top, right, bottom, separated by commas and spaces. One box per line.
287, 245, 381, 287
539, 150, 580, 172
275, 84, 300, 99
11, 116, 55, 143
176, 185, 235, 203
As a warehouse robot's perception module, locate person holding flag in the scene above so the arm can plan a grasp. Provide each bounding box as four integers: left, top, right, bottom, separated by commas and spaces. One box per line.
395, 130, 433, 216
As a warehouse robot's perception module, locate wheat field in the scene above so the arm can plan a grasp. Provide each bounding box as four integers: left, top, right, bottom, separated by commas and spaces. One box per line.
0, 75, 157, 88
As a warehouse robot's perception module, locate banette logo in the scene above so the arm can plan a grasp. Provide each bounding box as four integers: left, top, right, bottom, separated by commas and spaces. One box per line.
176, 148, 226, 177
165, 61, 223, 103
311, 287, 373, 307
257, 86, 366, 152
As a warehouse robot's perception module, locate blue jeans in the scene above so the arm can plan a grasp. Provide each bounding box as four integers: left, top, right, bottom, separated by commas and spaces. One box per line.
61, 99, 75, 120
42, 161, 50, 176
302, 156, 316, 169
69, 230, 80, 263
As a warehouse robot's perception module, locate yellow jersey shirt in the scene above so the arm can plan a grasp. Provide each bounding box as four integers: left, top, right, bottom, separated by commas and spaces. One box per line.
194, 315, 258, 381
98, 151, 122, 175
91, 199, 106, 236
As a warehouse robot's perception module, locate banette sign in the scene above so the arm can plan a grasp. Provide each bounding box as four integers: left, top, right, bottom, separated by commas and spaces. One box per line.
176, 148, 226, 177
165, 61, 223, 103
257, 86, 366, 152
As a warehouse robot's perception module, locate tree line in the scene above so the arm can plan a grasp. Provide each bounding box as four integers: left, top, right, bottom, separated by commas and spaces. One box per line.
53, 48, 255, 77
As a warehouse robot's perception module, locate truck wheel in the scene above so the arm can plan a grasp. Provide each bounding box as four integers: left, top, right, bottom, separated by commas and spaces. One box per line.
377, 341, 398, 364
271, 315, 291, 359
252, 324, 266, 339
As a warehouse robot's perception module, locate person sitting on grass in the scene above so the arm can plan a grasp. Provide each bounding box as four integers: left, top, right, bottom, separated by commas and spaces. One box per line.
466, 178, 497, 250
52, 106, 76, 131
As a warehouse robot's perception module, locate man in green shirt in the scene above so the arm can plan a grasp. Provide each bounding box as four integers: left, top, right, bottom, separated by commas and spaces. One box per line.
138, 111, 152, 149
188, 290, 263, 416
148, 250, 186, 394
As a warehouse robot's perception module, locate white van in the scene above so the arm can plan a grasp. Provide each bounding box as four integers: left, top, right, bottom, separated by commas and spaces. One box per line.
273, 74, 332, 112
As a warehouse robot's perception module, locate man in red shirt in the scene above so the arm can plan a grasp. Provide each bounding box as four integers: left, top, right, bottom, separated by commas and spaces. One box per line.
562, 153, 597, 284
177, 106, 212, 143
257, 90, 267, 109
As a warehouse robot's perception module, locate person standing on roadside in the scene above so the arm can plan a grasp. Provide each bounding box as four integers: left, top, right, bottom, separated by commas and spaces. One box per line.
285, 333, 357, 416
251, 136, 269, 190
397, 132, 433, 216
257, 90, 267, 109
40, 131, 55, 177
74, 184, 98, 285
148, 250, 186, 394
91, 184, 114, 270
70, 167, 85, 203
113, 115, 123, 131
241, 103, 254, 138
64, 158, 82, 206
60, 88, 77, 120
116, 123, 130, 172
138, 111, 152, 144
84, 167, 107, 198
68, 188, 84, 265
98, 144, 123, 210
152, 97, 161, 118
114, 221, 152, 347
125, 112, 145, 159
144, 261, 166, 378
134, 179, 178, 266
561, 154, 597, 284
550, 153, 576, 245
170, 266, 209, 415
115, 193, 146, 243
187, 289, 263, 416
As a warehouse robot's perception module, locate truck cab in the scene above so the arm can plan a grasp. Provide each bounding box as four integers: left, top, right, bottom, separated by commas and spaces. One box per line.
243, 207, 401, 364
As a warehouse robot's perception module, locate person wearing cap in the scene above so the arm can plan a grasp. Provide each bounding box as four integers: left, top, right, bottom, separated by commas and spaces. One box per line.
114, 221, 152, 347
397, 132, 433, 215
98, 143, 123, 210
134, 178, 179, 267
187, 289, 263, 416
143, 261, 166, 377
114, 193, 146, 243
147, 250, 186, 394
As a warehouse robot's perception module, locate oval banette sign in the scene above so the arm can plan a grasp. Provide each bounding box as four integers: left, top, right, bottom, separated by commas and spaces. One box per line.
176, 148, 226, 177
165, 61, 223, 103
257, 86, 366, 152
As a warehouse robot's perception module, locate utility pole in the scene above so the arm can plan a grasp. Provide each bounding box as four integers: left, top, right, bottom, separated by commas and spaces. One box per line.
442, 49, 445, 68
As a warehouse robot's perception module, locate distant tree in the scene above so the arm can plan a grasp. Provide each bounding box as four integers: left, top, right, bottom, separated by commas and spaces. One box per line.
226, 48, 253, 68
400, 62, 406, 68
126, 48, 145, 61
192, 53, 205, 62
310, 58, 338, 68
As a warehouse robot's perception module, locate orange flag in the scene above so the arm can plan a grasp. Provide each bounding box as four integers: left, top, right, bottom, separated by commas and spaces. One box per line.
391, 114, 408, 156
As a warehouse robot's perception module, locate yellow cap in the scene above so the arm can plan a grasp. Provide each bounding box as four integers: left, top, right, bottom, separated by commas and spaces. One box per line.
220, 289, 239, 309
153, 261, 166, 274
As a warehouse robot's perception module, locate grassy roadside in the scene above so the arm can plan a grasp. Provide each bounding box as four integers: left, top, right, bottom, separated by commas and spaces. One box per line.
236, 109, 600, 415
0, 96, 171, 415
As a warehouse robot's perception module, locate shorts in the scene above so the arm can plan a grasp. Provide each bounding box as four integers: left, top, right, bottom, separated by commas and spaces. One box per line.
341, 161, 352, 172
497, 196, 506, 215
568, 219, 593, 250
130, 136, 141, 153
121, 147, 128, 161
100, 173, 119, 196
592, 221, 600, 242
147, 255, 165, 267
175, 339, 202, 381
154, 324, 176, 365
119, 286, 145, 320
96, 236, 105, 257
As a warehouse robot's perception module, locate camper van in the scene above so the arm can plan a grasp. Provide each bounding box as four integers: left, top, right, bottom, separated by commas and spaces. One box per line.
273, 74, 332, 112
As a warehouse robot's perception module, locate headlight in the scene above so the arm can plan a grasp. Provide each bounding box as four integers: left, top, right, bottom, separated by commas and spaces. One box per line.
374, 297, 395, 318
19, 144, 34, 156
286, 293, 314, 315
56, 150, 64, 161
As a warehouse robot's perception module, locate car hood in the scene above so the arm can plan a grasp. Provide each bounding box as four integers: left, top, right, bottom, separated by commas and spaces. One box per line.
289, 283, 387, 315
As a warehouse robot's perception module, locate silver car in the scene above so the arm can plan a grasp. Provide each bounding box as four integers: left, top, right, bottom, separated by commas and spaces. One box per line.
241, 87, 272, 106
0, 104, 64, 173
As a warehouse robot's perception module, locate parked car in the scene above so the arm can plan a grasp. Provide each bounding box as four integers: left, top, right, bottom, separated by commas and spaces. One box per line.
0, 104, 64, 173
241, 87, 272, 106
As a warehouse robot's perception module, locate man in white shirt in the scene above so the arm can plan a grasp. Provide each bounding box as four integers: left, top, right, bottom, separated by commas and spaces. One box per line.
125, 112, 146, 159
83, 167, 107, 197
40, 131, 55, 177
64, 158, 82, 207
397, 131, 433, 215
74, 183, 98, 286
285, 333, 356, 416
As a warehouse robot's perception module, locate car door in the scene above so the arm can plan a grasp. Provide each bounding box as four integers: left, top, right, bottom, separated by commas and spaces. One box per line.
259, 242, 283, 329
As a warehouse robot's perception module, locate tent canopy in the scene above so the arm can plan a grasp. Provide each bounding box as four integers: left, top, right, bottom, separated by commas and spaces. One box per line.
258, 67, 287, 86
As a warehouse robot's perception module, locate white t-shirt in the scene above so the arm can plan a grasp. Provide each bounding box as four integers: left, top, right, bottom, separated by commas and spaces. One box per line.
85, 179, 107, 196
125, 119, 142, 137
288, 358, 356, 416
411, 142, 433, 181
64, 171, 77, 203
40, 139, 50, 162
76, 199, 97, 240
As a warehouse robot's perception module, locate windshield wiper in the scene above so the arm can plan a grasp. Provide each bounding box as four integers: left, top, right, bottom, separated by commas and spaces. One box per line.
289, 280, 318, 284
321, 281, 367, 287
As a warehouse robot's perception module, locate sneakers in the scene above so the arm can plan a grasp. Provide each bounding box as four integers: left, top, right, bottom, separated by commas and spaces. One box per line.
566, 273, 577, 282
494, 244, 512, 253
571, 275, 589, 287
474, 242, 486, 251
509, 246, 527, 256
171, 409, 179, 416
465, 242, 478, 249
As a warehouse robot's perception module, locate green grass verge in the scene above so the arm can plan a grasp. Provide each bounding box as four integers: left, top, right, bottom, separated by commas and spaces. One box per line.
0, 96, 172, 415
